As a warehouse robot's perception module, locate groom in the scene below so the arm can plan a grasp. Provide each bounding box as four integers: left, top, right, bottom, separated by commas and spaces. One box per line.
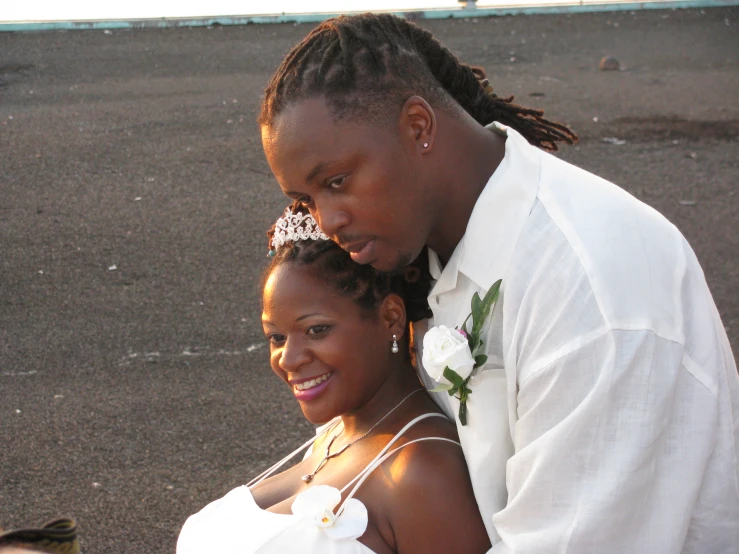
258, 13, 739, 553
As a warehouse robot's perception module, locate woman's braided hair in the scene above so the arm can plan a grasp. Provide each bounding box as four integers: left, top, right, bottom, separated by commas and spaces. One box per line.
265, 202, 433, 325
259, 12, 577, 151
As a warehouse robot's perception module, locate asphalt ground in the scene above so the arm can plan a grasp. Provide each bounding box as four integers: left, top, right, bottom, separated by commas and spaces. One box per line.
1, 6, 737, 553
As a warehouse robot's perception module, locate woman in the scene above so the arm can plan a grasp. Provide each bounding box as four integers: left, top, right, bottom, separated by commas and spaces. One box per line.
177, 206, 491, 554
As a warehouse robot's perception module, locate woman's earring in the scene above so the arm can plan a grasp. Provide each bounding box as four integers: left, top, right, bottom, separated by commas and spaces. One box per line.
423, 142, 429, 148
391, 335, 399, 354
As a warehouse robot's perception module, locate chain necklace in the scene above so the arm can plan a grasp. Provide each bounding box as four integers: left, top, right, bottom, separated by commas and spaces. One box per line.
301, 388, 424, 483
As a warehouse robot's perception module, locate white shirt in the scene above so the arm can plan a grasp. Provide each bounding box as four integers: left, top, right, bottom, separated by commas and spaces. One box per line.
415, 123, 739, 553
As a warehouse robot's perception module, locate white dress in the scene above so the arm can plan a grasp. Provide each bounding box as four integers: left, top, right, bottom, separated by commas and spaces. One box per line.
177, 413, 459, 554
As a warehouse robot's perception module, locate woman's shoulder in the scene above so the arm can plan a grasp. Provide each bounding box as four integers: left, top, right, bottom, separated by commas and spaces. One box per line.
370, 414, 491, 553
384, 415, 465, 489
395, 410, 459, 444
372, 411, 467, 506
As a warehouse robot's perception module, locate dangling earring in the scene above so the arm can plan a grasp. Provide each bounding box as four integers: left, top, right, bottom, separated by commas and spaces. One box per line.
391, 334, 399, 354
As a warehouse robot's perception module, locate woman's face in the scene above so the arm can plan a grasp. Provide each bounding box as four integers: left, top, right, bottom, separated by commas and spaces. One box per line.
262, 262, 393, 424
261, 97, 437, 272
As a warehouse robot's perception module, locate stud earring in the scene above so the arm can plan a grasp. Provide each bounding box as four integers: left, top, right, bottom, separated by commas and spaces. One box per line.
391, 335, 399, 354
423, 142, 429, 148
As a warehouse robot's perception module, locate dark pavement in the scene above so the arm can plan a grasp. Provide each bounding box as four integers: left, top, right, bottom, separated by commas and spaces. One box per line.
0, 7, 737, 552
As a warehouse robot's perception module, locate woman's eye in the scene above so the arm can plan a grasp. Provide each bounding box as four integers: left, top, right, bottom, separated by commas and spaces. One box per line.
327, 176, 346, 189
267, 334, 286, 345
297, 195, 312, 207
306, 325, 331, 336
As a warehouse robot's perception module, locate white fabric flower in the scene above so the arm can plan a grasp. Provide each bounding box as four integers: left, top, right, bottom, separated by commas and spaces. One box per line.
422, 325, 475, 383
291, 485, 368, 540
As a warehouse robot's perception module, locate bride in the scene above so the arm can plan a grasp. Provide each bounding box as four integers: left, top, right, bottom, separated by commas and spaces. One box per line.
177, 206, 491, 554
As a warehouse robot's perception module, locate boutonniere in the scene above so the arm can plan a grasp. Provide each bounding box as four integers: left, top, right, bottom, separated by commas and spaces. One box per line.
422, 279, 501, 426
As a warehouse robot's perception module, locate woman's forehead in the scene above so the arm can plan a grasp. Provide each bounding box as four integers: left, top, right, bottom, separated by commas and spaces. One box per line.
263, 263, 347, 313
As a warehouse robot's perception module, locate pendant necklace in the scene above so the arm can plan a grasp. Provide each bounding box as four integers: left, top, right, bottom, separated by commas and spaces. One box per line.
301, 388, 424, 483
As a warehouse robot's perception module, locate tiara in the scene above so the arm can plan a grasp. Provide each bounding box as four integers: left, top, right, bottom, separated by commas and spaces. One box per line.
269, 207, 330, 255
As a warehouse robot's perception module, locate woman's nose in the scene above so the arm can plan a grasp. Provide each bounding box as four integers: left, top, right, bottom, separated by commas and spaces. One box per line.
278, 337, 311, 372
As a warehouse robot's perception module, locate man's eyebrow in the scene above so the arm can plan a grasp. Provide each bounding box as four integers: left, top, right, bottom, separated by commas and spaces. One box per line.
305, 161, 328, 183
282, 162, 328, 197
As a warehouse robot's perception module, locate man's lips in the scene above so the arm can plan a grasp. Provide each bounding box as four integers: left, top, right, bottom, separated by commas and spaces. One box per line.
341, 239, 376, 265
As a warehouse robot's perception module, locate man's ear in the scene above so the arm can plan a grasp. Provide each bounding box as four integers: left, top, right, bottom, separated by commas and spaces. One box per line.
380, 294, 407, 339
398, 95, 437, 155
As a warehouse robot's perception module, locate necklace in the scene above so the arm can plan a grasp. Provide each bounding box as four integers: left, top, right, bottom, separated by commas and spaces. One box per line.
301, 388, 424, 483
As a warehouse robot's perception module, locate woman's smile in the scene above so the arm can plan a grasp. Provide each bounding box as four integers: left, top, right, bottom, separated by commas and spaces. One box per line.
291, 371, 334, 401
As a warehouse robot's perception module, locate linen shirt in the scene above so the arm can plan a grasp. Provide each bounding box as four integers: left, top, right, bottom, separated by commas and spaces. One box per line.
414, 123, 739, 553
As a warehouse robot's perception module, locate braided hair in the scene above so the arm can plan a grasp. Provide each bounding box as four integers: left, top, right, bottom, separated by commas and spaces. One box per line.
265, 203, 433, 326
259, 13, 577, 151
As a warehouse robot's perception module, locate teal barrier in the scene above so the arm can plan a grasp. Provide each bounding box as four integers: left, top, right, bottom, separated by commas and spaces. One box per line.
1, 0, 737, 32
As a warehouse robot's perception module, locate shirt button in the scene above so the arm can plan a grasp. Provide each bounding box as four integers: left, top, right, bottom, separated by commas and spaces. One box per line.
435, 297, 440, 305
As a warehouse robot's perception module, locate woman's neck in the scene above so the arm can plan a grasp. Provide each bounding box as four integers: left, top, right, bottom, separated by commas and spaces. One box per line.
338, 364, 424, 440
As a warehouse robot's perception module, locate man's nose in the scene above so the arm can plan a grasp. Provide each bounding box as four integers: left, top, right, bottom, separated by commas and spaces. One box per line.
313, 204, 350, 238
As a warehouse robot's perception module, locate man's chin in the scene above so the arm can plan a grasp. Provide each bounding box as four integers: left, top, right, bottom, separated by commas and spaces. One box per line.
371, 250, 414, 273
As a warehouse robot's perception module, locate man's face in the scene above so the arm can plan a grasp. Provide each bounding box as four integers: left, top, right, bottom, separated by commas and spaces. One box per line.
261, 97, 436, 271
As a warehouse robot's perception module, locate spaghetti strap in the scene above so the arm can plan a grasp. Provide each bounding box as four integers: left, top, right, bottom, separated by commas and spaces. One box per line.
249, 412, 454, 495
247, 418, 341, 488
337, 436, 461, 515
339, 413, 451, 495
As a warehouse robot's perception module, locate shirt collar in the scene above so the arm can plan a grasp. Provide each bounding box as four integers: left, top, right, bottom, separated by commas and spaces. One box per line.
429, 122, 542, 296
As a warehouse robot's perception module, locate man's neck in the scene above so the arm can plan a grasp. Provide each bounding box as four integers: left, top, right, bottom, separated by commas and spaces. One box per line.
426, 118, 506, 264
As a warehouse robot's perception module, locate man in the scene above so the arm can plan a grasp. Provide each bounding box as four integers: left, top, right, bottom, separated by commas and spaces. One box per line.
258, 13, 739, 553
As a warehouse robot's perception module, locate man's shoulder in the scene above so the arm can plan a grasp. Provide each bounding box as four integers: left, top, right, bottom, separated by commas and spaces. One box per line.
507, 156, 691, 343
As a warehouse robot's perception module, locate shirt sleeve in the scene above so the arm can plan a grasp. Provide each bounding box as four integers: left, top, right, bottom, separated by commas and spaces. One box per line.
490, 328, 719, 554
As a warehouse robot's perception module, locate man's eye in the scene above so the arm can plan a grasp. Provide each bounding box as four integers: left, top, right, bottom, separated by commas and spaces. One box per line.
306, 325, 331, 336
327, 176, 346, 189
267, 334, 286, 345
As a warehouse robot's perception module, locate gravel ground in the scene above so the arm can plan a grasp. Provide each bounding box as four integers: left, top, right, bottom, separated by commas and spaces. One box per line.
0, 6, 737, 553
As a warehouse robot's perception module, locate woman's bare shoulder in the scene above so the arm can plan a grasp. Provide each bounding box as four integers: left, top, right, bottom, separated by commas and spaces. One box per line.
371, 417, 491, 553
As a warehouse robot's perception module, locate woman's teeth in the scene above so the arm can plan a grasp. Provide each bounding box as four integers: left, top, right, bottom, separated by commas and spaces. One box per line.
294, 373, 332, 391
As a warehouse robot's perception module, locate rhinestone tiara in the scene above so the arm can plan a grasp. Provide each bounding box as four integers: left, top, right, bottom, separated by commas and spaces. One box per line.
270, 207, 330, 252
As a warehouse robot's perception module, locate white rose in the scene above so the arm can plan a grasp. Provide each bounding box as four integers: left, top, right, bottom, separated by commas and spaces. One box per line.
422, 325, 475, 384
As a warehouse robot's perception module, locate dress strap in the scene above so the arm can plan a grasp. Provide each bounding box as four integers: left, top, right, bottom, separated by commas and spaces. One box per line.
337, 436, 461, 515
339, 413, 450, 495
247, 417, 341, 489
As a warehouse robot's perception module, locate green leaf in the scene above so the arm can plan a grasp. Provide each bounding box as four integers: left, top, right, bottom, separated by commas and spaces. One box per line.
472, 339, 485, 358
471, 292, 482, 327
443, 367, 465, 388
429, 383, 453, 393
480, 279, 501, 317
471, 279, 502, 337
474, 354, 488, 367
460, 312, 472, 335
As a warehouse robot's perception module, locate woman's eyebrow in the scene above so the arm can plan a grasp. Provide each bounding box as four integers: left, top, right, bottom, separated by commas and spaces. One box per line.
296, 312, 325, 322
